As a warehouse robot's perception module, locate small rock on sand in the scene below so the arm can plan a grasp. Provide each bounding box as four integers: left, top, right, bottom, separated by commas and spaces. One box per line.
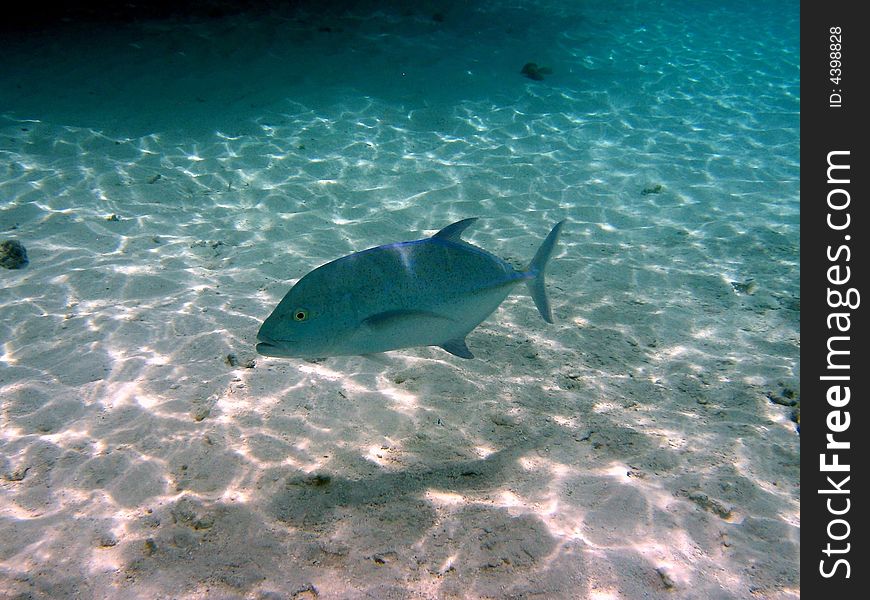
0, 239, 28, 269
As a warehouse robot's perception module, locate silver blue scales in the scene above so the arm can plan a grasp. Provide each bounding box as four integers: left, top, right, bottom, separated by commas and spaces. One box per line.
256, 218, 565, 359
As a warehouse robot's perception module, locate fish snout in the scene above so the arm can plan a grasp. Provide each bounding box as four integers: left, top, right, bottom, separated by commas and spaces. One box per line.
255, 341, 279, 356
255, 332, 292, 357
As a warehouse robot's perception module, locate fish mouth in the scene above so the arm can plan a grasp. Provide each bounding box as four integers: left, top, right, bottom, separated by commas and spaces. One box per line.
255, 341, 279, 356
255, 334, 295, 357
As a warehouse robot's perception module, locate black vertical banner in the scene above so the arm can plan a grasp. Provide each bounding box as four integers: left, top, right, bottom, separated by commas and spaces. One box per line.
802, 2, 867, 597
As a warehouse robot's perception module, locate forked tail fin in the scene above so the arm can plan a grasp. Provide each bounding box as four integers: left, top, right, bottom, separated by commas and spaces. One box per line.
525, 220, 565, 323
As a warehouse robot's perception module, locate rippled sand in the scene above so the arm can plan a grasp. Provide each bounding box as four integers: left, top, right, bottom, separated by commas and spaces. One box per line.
1, 1, 799, 598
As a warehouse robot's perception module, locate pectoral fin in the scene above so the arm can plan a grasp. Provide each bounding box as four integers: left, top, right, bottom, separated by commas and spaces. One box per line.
363, 309, 452, 330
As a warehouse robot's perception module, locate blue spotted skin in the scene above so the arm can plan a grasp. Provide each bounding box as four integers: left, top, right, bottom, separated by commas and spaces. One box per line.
256, 218, 564, 359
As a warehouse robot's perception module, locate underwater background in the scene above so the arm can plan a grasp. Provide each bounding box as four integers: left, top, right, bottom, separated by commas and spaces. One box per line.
1, 1, 799, 598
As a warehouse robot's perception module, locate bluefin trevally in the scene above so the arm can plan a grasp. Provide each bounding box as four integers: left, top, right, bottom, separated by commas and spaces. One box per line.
256, 218, 565, 359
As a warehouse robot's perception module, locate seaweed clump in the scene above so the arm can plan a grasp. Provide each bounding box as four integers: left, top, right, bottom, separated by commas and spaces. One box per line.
0, 239, 28, 269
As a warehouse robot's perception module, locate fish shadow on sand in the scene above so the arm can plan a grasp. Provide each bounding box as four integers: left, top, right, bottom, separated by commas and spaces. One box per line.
272, 444, 531, 528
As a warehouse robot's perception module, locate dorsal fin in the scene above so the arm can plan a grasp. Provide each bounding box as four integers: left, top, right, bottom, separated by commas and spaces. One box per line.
432, 218, 478, 242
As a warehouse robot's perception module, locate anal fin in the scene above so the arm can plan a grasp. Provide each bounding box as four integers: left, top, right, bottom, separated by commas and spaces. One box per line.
438, 337, 474, 359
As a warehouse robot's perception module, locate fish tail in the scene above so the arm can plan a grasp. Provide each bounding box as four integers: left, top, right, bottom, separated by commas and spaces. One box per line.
525, 220, 565, 323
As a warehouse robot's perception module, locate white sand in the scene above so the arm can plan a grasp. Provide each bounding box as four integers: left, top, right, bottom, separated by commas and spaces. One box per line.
1, 3, 799, 599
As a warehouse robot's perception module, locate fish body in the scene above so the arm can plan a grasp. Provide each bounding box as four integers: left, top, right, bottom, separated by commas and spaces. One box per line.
256, 218, 564, 359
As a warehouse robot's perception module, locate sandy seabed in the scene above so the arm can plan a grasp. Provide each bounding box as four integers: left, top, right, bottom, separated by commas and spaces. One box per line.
2, 2, 799, 598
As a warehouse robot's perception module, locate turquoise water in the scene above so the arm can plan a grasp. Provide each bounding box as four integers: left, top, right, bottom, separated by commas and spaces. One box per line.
1, 1, 799, 598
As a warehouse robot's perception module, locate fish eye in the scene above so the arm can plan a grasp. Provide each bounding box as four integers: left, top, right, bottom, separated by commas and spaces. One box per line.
293, 308, 309, 322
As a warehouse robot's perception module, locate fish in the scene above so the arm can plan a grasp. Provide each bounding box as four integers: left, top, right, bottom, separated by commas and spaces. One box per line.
256, 218, 565, 359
